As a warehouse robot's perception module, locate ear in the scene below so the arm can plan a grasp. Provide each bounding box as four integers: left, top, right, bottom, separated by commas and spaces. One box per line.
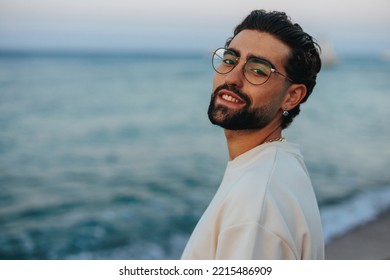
281, 84, 307, 111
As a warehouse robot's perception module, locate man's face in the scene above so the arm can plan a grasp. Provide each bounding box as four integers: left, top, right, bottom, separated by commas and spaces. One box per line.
208, 29, 291, 130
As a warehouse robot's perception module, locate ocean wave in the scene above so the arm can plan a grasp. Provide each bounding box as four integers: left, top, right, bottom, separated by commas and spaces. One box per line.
68, 186, 390, 259
65, 234, 188, 260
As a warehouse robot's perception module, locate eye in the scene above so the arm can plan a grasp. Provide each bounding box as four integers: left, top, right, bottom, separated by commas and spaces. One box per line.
246, 58, 272, 77
222, 58, 236, 66
221, 52, 238, 66
249, 67, 268, 76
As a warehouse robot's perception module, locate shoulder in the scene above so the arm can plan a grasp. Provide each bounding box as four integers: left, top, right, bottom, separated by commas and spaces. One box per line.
218, 145, 301, 223
222, 142, 315, 223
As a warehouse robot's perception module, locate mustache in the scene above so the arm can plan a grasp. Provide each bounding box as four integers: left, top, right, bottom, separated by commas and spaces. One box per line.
213, 84, 251, 105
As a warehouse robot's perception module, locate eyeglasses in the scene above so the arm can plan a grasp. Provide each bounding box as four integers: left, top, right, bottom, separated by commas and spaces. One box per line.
212, 48, 294, 85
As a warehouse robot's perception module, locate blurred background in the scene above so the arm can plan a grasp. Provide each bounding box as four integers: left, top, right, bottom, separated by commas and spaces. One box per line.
1, 0, 389, 259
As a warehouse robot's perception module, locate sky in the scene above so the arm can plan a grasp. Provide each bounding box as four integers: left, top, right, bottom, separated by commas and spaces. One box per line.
1, 0, 390, 56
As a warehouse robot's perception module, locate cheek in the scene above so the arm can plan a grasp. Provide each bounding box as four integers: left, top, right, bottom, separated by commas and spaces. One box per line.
252, 83, 286, 105
251, 90, 277, 109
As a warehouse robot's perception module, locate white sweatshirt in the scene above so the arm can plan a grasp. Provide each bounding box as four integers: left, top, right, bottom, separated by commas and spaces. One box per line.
181, 142, 324, 259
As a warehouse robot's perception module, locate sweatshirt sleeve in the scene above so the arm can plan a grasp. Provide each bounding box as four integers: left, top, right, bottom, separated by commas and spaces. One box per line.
216, 222, 298, 259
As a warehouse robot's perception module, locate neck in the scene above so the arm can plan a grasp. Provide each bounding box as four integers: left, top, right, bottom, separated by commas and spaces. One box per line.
225, 125, 283, 160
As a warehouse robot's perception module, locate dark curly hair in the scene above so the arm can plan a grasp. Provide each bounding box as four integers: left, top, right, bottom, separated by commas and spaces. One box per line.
225, 10, 321, 129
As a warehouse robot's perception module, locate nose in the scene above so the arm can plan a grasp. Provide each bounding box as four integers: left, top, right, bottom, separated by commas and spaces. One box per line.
223, 62, 245, 88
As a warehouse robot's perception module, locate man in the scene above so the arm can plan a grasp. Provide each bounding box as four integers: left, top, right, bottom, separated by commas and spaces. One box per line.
181, 10, 324, 259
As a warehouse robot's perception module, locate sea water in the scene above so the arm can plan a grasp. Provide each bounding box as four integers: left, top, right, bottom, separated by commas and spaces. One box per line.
0, 51, 389, 259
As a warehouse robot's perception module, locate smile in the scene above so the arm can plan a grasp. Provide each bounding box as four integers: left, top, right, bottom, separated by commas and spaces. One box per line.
216, 89, 247, 106
221, 94, 241, 103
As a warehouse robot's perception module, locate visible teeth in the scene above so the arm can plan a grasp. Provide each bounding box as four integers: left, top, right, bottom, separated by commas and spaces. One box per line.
222, 94, 239, 103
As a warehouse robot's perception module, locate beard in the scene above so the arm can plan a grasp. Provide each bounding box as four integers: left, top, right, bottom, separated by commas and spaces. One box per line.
207, 84, 275, 130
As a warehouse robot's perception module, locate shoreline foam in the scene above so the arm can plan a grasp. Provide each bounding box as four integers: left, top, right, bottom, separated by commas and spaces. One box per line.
320, 186, 390, 244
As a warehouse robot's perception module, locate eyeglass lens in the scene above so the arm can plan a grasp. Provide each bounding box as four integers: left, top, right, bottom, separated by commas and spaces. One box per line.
212, 48, 273, 85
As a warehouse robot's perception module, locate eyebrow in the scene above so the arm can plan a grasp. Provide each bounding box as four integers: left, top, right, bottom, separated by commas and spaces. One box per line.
226, 47, 277, 69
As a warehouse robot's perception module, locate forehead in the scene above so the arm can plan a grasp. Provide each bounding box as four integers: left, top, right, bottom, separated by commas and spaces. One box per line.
228, 29, 291, 68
